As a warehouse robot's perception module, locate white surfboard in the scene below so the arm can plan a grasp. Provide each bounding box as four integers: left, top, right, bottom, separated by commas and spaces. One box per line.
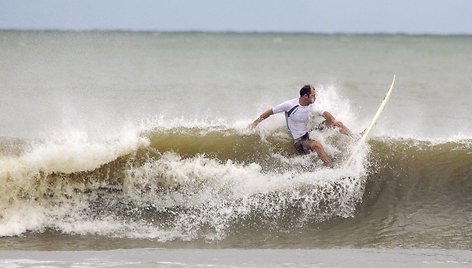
345, 75, 396, 167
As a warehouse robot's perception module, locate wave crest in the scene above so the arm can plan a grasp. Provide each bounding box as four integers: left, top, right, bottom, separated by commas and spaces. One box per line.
1, 127, 470, 241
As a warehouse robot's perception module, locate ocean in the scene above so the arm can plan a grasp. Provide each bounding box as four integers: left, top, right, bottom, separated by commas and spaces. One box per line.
0, 31, 471, 267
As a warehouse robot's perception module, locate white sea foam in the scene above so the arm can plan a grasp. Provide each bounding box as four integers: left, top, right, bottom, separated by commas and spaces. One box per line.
0, 123, 151, 237
0, 84, 373, 239
0, 145, 368, 239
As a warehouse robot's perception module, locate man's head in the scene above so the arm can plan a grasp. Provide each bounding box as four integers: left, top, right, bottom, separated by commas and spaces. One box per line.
299, 85, 317, 105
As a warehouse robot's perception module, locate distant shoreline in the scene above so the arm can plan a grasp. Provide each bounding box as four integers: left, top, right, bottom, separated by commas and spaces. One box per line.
1, 28, 471, 37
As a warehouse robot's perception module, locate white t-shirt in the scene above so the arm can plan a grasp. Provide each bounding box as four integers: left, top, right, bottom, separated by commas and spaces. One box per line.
272, 98, 325, 140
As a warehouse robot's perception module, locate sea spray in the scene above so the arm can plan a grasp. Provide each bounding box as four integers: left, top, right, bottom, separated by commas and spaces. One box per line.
0, 123, 368, 240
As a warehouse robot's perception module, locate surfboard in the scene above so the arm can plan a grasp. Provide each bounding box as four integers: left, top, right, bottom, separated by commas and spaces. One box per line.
345, 75, 396, 167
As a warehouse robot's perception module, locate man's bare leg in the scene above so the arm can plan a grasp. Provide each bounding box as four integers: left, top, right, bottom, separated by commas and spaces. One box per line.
310, 140, 333, 167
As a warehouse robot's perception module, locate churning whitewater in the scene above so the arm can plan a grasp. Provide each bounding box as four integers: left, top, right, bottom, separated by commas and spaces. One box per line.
1, 117, 471, 248
0, 118, 370, 240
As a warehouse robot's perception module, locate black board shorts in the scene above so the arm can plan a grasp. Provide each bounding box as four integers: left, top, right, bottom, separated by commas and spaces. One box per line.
293, 132, 311, 154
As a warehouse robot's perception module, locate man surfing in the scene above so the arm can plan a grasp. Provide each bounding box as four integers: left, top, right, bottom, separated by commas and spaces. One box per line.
249, 85, 351, 167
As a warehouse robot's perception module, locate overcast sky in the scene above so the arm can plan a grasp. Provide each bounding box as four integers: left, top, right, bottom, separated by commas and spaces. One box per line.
1, 0, 471, 34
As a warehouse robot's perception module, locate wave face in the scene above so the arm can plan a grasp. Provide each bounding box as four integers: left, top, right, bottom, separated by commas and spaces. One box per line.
1, 127, 471, 248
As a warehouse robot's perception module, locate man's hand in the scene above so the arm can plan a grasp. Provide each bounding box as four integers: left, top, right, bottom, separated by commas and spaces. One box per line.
248, 121, 258, 129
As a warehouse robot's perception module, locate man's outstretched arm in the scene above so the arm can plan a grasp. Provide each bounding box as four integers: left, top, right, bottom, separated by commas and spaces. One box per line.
249, 109, 274, 129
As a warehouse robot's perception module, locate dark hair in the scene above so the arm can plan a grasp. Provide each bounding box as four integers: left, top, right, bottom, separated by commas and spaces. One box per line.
299, 85, 313, 97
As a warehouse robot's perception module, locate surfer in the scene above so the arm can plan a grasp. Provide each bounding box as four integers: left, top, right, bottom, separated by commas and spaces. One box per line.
249, 85, 351, 167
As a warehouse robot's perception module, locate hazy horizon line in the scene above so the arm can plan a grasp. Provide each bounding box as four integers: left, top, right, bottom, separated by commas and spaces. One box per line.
1, 28, 472, 37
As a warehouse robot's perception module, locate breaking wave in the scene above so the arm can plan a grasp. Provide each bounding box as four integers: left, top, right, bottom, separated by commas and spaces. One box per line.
1, 123, 471, 244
